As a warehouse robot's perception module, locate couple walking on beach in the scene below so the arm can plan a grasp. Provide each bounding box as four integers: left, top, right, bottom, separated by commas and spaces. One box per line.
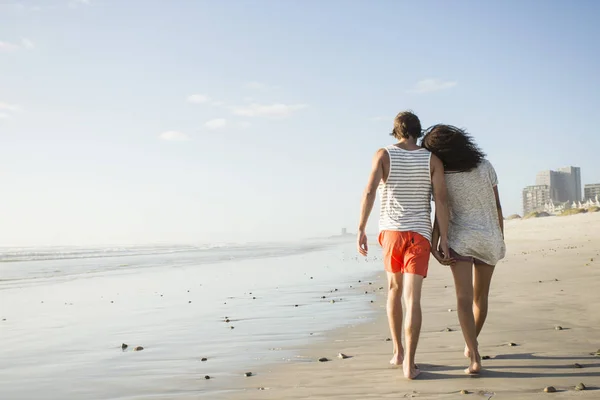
357, 111, 506, 379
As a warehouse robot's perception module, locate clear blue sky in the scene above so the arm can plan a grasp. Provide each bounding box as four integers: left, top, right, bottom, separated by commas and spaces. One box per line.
1, 0, 599, 246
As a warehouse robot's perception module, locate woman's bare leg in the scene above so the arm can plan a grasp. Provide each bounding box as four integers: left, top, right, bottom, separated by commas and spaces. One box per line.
473, 263, 495, 335
451, 261, 481, 374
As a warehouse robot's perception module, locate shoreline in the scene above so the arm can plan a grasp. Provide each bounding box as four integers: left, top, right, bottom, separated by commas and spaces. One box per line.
226, 213, 600, 399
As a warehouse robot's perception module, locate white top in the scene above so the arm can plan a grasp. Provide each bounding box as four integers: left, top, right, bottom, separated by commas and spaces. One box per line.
378, 145, 433, 241
445, 160, 506, 265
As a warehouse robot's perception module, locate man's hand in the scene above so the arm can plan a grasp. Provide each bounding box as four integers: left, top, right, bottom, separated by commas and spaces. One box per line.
357, 230, 368, 256
432, 238, 453, 266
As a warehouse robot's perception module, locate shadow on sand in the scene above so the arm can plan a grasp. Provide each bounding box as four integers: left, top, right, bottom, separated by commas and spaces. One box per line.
417, 354, 600, 382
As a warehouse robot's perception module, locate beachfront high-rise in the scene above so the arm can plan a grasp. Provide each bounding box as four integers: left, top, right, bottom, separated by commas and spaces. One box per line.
522, 185, 551, 215
522, 166, 582, 214
584, 183, 600, 201
535, 167, 582, 203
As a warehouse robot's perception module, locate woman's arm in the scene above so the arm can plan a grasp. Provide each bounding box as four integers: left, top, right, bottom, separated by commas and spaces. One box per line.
493, 186, 504, 237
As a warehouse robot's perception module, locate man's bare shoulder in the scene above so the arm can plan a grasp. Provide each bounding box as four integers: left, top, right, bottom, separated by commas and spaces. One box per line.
374, 148, 390, 165
429, 153, 443, 168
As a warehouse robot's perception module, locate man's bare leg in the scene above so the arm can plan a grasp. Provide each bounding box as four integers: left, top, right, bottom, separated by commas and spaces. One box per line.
402, 273, 423, 379
386, 271, 404, 365
451, 261, 481, 374
464, 262, 495, 357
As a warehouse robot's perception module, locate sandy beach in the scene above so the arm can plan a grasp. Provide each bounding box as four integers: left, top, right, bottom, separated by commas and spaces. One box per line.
225, 212, 600, 399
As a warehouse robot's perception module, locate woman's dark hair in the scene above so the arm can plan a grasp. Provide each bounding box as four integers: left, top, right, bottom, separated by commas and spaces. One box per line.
421, 124, 486, 172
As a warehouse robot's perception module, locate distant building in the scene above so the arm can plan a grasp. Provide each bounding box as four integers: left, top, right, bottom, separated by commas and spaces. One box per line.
522, 185, 550, 215
535, 166, 582, 203
584, 183, 600, 201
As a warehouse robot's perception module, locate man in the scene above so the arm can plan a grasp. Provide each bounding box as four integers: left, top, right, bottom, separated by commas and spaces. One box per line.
357, 110, 450, 379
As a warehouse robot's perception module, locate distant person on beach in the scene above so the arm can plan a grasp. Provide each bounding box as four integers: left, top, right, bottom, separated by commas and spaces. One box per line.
422, 124, 506, 375
357, 111, 450, 379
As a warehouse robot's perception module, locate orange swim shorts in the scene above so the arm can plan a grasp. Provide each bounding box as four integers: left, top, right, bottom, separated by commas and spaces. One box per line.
378, 230, 431, 277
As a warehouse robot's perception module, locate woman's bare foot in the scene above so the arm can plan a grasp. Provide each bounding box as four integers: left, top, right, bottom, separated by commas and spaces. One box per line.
464, 353, 482, 375
389, 352, 404, 366
464, 344, 470, 358
403, 360, 421, 379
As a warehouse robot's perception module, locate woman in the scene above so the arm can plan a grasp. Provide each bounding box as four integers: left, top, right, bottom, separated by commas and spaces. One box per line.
422, 124, 505, 375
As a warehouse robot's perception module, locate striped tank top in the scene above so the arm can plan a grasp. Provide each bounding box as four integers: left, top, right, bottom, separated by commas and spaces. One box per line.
378, 145, 433, 242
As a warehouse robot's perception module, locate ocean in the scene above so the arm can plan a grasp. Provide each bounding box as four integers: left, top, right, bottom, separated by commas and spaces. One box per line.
0, 238, 383, 399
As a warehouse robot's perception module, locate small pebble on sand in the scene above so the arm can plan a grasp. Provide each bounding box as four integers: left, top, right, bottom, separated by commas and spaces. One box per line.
204, 375, 211, 380
318, 357, 329, 362
555, 326, 563, 330
225, 318, 230, 323
230, 326, 235, 329
201, 357, 208, 362
121, 343, 128, 350
573, 363, 582, 368
482, 355, 491, 360
508, 342, 517, 347
294, 304, 299, 307
444, 328, 453, 332
189, 301, 192, 304
460, 390, 469, 395
370, 300, 374, 303
331, 300, 336, 304
338, 353, 350, 359
134, 346, 144, 351
543, 386, 556, 393
385, 338, 391, 342
244, 372, 253, 377
258, 387, 265, 391
321, 296, 326, 299
575, 383, 586, 391
448, 309, 453, 312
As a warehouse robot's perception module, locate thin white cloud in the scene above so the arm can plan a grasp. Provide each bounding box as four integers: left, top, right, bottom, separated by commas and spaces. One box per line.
238, 121, 252, 129
187, 94, 211, 104
407, 78, 457, 94
159, 130, 189, 141
0, 38, 35, 52
245, 81, 268, 90
0, 102, 22, 112
371, 116, 388, 122
232, 103, 307, 118
21, 38, 35, 49
0, 113, 9, 120
204, 118, 227, 130
0, 41, 19, 52
69, 0, 90, 6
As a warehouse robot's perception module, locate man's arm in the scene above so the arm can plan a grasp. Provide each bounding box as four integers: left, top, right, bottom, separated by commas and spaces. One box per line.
357, 149, 385, 256
430, 154, 450, 258
494, 186, 504, 237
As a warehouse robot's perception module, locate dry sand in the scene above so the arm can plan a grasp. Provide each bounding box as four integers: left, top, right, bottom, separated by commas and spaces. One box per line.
225, 212, 600, 399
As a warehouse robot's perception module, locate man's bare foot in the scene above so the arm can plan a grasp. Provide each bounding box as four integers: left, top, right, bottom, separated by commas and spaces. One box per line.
464, 345, 470, 358
389, 352, 404, 366
403, 360, 421, 379
464, 353, 482, 375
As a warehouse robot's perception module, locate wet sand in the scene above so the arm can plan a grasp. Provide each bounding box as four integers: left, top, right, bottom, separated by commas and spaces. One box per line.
225, 212, 600, 399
